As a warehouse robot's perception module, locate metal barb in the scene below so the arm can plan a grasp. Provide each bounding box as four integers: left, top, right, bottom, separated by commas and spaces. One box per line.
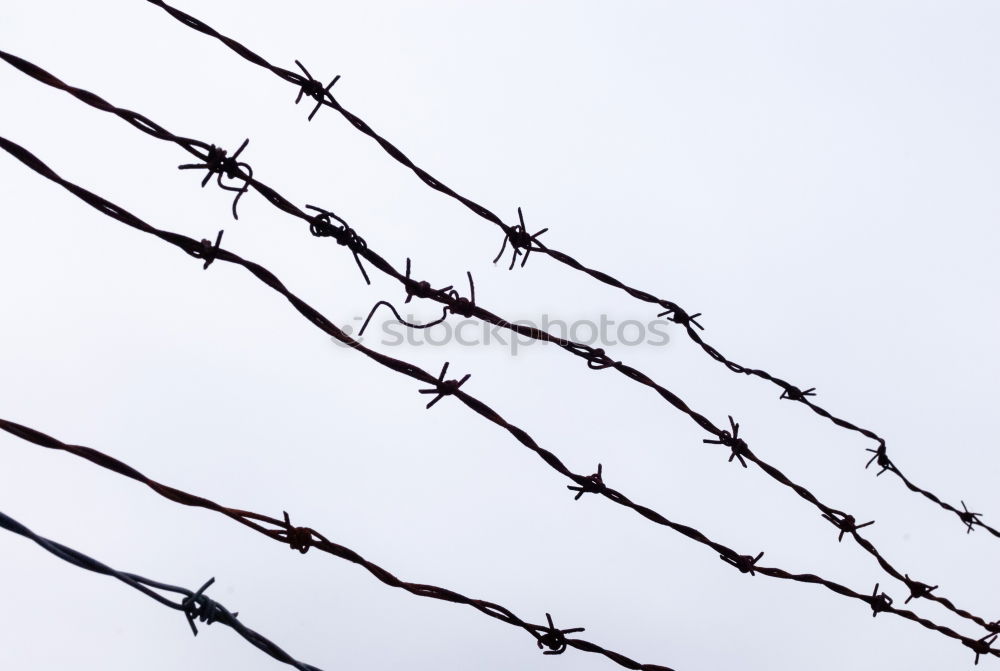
865, 445, 894, 476
780, 386, 816, 401
293, 59, 340, 121
567, 464, 605, 500
403, 257, 441, 303
903, 574, 938, 604
443, 272, 476, 318
821, 512, 875, 543
703, 416, 749, 468
281, 511, 314, 554
869, 584, 893, 617
535, 613, 585, 655
182, 577, 228, 636
418, 362, 471, 409
657, 306, 704, 331
189, 229, 224, 269
178, 140, 252, 219
493, 207, 548, 270
966, 633, 997, 666
959, 501, 983, 534
720, 551, 764, 576
304, 204, 370, 284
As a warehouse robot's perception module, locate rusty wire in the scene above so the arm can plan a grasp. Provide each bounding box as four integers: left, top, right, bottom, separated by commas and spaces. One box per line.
0, 508, 325, 671
0, 418, 675, 671
1, 135, 996, 664
2, 49, 994, 637
139, 0, 999, 542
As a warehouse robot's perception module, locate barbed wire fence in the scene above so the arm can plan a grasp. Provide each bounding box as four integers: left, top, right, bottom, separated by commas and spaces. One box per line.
0, 135, 997, 666
140, 0, 999, 541
0, 3, 997, 669
0, 50, 994, 637
0, 418, 677, 671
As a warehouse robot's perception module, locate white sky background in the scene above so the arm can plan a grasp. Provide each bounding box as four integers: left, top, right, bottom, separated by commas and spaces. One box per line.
1, 1, 999, 669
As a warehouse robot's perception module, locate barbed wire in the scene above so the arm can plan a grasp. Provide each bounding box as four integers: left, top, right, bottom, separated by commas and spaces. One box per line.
0, 508, 326, 671
2, 50, 993, 636
138, 0, 999, 542
0, 418, 675, 671
2, 135, 996, 663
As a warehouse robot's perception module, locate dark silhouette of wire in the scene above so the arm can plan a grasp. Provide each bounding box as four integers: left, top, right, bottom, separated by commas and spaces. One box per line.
1, 136, 996, 663
139, 0, 998, 543
1, 50, 993, 636
0, 418, 675, 670
0, 508, 326, 671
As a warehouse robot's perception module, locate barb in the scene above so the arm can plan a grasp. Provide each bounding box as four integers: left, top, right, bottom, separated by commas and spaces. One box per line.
568, 464, 605, 500
904, 575, 939, 605
1, 52, 994, 636
960, 501, 983, 534
0, 509, 324, 671
402, 257, 444, 303
3, 137, 997, 661
703, 415, 749, 468
493, 206, 548, 270
0, 417, 674, 671
780, 386, 816, 401
535, 613, 585, 655
869, 583, 894, 617
970, 635, 1000, 666
657, 307, 704, 332
418, 362, 471, 409
822, 511, 875, 543
293, 60, 339, 121
191, 229, 225, 269
139, 0, 999, 540
280, 511, 316, 554
720, 551, 764, 576
305, 204, 370, 284
866, 445, 894, 476
177, 139, 252, 219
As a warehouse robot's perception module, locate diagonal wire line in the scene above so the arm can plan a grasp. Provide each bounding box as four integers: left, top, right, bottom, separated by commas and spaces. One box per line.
139, 0, 999, 542
0, 49, 993, 635
0, 418, 675, 670
1, 136, 996, 663
0, 508, 327, 671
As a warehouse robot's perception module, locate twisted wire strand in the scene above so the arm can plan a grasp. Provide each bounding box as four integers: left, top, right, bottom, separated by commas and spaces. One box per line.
0, 418, 675, 670
139, 0, 999, 542
1, 136, 996, 663
1, 50, 993, 635
0, 508, 326, 671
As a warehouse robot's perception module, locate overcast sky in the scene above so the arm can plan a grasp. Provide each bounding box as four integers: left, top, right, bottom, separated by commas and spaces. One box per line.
1, 1, 999, 670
